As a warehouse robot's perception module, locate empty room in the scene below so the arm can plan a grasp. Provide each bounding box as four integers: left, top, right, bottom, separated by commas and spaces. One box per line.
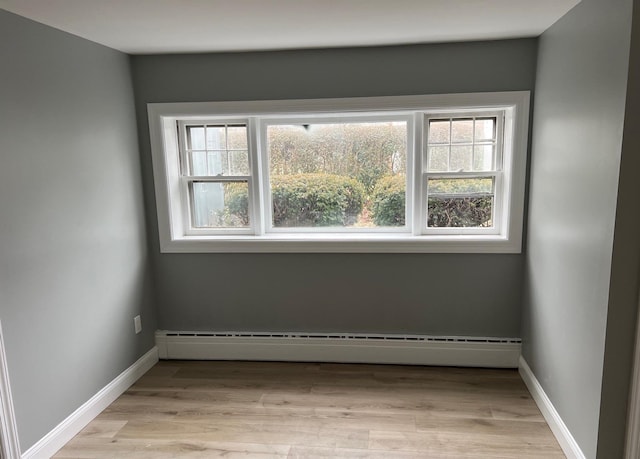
1, 0, 639, 458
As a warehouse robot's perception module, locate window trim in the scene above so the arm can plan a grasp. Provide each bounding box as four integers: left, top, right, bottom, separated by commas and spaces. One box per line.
259, 113, 413, 235
178, 119, 254, 235
421, 111, 504, 236
148, 92, 529, 253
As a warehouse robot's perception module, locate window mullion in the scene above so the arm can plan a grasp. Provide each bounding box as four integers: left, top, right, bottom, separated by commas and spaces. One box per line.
493, 114, 506, 233
258, 119, 274, 234
447, 118, 452, 171
176, 125, 192, 234
496, 114, 505, 171
413, 112, 424, 236
180, 178, 192, 237
177, 121, 190, 176
185, 175, 251, 182
494, 171, 504, 233
425, 171, 497, 179
248, 117, 264, 236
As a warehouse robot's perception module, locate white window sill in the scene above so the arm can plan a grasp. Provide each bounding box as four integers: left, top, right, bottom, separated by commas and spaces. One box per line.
159, 233, 522, 253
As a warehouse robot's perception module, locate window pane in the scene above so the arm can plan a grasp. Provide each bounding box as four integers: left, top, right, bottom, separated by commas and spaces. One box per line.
187, 126, 206, 150
190, 151, 223, 176
473, 145, 495, 171
192, 181, 249, 228
206, 126, 226, 149
451, 119, 473, 143
427, 178, 494, 228
267, 121, 407, 228
186, 124, 249, 177
191, 150, 208, 175
450, 145, 472, 171
428, 120, 450, 144
189, 150, 250, 176
474, 118, 495, 141
229, 150, 250, 175
206, 151, 225, 175
227, 125, 248, 149
428, 146, 449, 172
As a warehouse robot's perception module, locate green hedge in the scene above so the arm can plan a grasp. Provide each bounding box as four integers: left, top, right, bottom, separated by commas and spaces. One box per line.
427, 196, 493, 227
370, 175, 493, 228
224, 183, 250, 226
371, 175, 406, 226
226, 174, 492, 229
427, 178, 493, 227
271, 174, 365, 227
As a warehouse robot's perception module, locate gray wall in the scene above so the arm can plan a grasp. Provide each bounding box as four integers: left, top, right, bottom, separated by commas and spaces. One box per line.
598, 0, 640, 455
2, 3, 637, 455
521, 0, 636, 457
131, 40, 537, 337
0, 11, 156, 452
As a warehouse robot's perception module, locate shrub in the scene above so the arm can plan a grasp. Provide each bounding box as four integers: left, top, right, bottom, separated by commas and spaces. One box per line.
370, 176, 493, 228
427, 196, 493, 227
426, 178, 493, 227
223, 183, 250, 226
271, 174, 365, 227
371, 175, 406, 226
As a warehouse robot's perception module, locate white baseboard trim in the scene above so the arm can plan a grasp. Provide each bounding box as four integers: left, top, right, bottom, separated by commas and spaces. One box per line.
156, 331, 521, 368
21, 346, 158, 459
519, 356, 585, 459
0, 321, 21, 459
625, 296, 640, 459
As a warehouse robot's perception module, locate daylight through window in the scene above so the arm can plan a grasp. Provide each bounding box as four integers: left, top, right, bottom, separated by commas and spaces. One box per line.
266, 120, 408, 230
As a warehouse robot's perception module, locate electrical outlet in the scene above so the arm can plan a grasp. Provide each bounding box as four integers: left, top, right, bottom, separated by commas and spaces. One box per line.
134, 315, 142, 334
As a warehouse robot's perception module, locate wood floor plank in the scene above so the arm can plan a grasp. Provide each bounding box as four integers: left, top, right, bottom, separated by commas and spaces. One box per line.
141, 363, 181, 378
261, 391, 496, 418
261, 391, 438, 414
131, 374, 314, 392
115, 419, 370, 449
54, 437, 291, 458
100, 397, 318, 422
368, 430, 566, 458
310, 383, 533, 405
415, 416, 552, 437
75, 420, 128, 439
113, 388, 266, 407
491, 402, 547, 421
55, 361, 564, 458
175, 410, 416, 433
288, 445, 426, 458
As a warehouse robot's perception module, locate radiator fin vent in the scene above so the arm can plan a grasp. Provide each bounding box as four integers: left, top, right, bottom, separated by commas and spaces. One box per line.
160, 331, 521, 344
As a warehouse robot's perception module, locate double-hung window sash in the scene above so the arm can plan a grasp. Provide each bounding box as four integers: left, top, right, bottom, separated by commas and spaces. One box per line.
179, 121, 253, 234
423, 114, 504, 234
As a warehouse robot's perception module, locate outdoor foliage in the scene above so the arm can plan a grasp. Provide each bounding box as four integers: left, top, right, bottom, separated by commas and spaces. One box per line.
221, 129, 493, 228
368, 176, 494, 228
371, 175, 406, 226
271, 174, 365, 227
427, 196, 493, 227
268, 123, 406, 194
426, 178, 493, 228
223, 183, 250, 226
223, 176, 493, 228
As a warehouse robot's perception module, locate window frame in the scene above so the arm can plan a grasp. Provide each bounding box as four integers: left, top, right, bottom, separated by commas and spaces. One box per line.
259, 113, 413, 235
421, 111, 504, 236
178, 119, 254, 236
148, 92, 529, 253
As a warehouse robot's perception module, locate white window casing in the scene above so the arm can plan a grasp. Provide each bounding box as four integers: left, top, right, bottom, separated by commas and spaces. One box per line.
148, 92, 529, 253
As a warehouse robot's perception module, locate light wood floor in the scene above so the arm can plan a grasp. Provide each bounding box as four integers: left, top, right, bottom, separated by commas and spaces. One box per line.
55, 361, 565, 458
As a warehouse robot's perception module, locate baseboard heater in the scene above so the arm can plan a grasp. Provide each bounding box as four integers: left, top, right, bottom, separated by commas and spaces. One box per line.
155, 331, 521, 368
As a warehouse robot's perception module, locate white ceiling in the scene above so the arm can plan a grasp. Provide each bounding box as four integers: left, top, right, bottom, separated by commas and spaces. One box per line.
1, 0, 580, 55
